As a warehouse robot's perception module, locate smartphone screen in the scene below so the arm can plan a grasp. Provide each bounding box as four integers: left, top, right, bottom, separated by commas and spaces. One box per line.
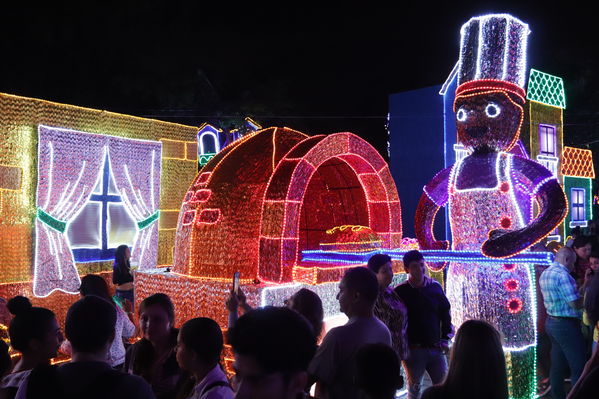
233, 271, 240, 294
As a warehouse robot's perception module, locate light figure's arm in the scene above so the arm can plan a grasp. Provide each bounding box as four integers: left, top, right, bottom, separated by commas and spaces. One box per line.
415, 167, 451, 270
482, 157, 567, 258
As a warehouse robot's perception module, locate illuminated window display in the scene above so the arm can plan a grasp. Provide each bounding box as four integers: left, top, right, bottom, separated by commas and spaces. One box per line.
34, 126, 162, 297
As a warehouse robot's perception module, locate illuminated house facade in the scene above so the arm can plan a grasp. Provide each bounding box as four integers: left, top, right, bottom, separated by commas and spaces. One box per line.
521, 69, 595, 240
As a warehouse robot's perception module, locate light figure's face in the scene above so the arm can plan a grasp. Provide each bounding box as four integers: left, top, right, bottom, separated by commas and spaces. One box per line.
454, 91, 523, 152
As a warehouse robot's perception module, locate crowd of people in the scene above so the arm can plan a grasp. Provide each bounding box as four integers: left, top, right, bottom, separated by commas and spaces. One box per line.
536, 227, 599, 399
0, 226, 598, 399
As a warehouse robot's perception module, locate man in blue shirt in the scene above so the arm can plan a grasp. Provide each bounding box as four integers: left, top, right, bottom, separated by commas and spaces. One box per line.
539, 246, 587, 399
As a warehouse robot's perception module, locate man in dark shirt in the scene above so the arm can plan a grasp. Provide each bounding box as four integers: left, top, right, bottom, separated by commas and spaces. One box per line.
394, 250, 452, 399
15, 296, 155, 399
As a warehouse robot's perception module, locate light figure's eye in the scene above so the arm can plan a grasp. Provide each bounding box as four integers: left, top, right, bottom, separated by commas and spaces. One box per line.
485, 103, 501, 118
456, 107, 467, 122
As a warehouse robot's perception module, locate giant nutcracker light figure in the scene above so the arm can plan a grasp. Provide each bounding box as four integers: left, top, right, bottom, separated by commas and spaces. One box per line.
415, 14, 567, 398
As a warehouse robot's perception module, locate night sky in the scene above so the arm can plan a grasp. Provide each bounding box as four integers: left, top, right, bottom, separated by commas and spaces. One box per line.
2, 2, 598, 158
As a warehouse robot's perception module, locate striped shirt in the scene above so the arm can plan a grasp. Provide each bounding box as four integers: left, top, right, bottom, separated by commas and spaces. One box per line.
539, 262, 581, 318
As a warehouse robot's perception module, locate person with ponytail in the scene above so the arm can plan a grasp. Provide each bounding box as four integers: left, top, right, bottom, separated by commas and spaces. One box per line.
0, 296, 63, 397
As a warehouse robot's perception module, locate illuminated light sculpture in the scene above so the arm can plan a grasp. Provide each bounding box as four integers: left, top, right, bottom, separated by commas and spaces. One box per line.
415, 14, 567, 399
135, 127, 402, 327
34, 125, 162, 297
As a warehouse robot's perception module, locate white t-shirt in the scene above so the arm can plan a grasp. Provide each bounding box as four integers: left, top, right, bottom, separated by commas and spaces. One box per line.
308, 316, 391, 399
59, 304, 135, 367
109, 305, 136, 367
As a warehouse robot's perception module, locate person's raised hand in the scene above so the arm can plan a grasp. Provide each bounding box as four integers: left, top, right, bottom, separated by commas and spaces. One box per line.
226, 290, 239, 312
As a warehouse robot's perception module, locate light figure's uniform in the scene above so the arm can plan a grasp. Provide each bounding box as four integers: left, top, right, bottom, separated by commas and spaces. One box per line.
446, 152, 534, 349
420, 147, 564, 399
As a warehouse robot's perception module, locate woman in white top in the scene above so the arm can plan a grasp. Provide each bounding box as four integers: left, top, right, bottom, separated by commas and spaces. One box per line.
61, 274, 136, 368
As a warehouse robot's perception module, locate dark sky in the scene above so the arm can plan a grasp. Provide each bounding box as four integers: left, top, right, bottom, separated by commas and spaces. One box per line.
1, 2, 598, 157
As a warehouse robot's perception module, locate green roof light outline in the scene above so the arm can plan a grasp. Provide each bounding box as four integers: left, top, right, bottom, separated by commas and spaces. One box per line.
527, 69, 566, 109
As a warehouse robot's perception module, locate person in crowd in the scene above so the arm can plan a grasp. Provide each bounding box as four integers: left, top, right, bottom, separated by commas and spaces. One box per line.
124, 293, 185, 399
567, 342, 599, 398
60, 274, 136, 369
284, 289, 324, 340
394, 250, 452, 399
228, 306, 317, 399
308, 267, 391, 399
565, 226, 581, 248
15, 295, 155, 399
0, 296, 62, 397
421, 320, 508, 399
540, 247, 588, 399
355, 343, 403, 399
227, 288, 324, 339
583, 252, 599, 352
0, 340, 10, 380
113, 244, 135, 304
0, 297, 10, 341
175, 317, 233, 399
367, 254, 409, 361
531, 241, 552, 396
571, 236, 593, 287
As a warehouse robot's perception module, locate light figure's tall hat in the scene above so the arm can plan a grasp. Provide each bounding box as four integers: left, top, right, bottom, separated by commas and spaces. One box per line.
456, 14, 530, 104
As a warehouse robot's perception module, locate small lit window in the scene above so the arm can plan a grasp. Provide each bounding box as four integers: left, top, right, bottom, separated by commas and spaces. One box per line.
571, 188, 586, 222
67, 154, 137, 262
538, 125, 557, 156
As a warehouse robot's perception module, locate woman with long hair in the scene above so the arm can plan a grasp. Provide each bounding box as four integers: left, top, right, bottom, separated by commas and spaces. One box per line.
284, 288, 324, 340
572, 236, 593, 288
113, 244, 134, 304
422, 320, 508, 399
124, 293, 185, 399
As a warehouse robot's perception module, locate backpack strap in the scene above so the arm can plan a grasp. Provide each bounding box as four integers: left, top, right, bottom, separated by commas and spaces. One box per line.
199, 380, 231, 397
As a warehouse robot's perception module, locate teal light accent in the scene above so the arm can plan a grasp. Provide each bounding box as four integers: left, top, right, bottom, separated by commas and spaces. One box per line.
137, 210, 160, 230
199, 153, 216, 166
526, 69, 566, 109
36, 208, 67, 233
